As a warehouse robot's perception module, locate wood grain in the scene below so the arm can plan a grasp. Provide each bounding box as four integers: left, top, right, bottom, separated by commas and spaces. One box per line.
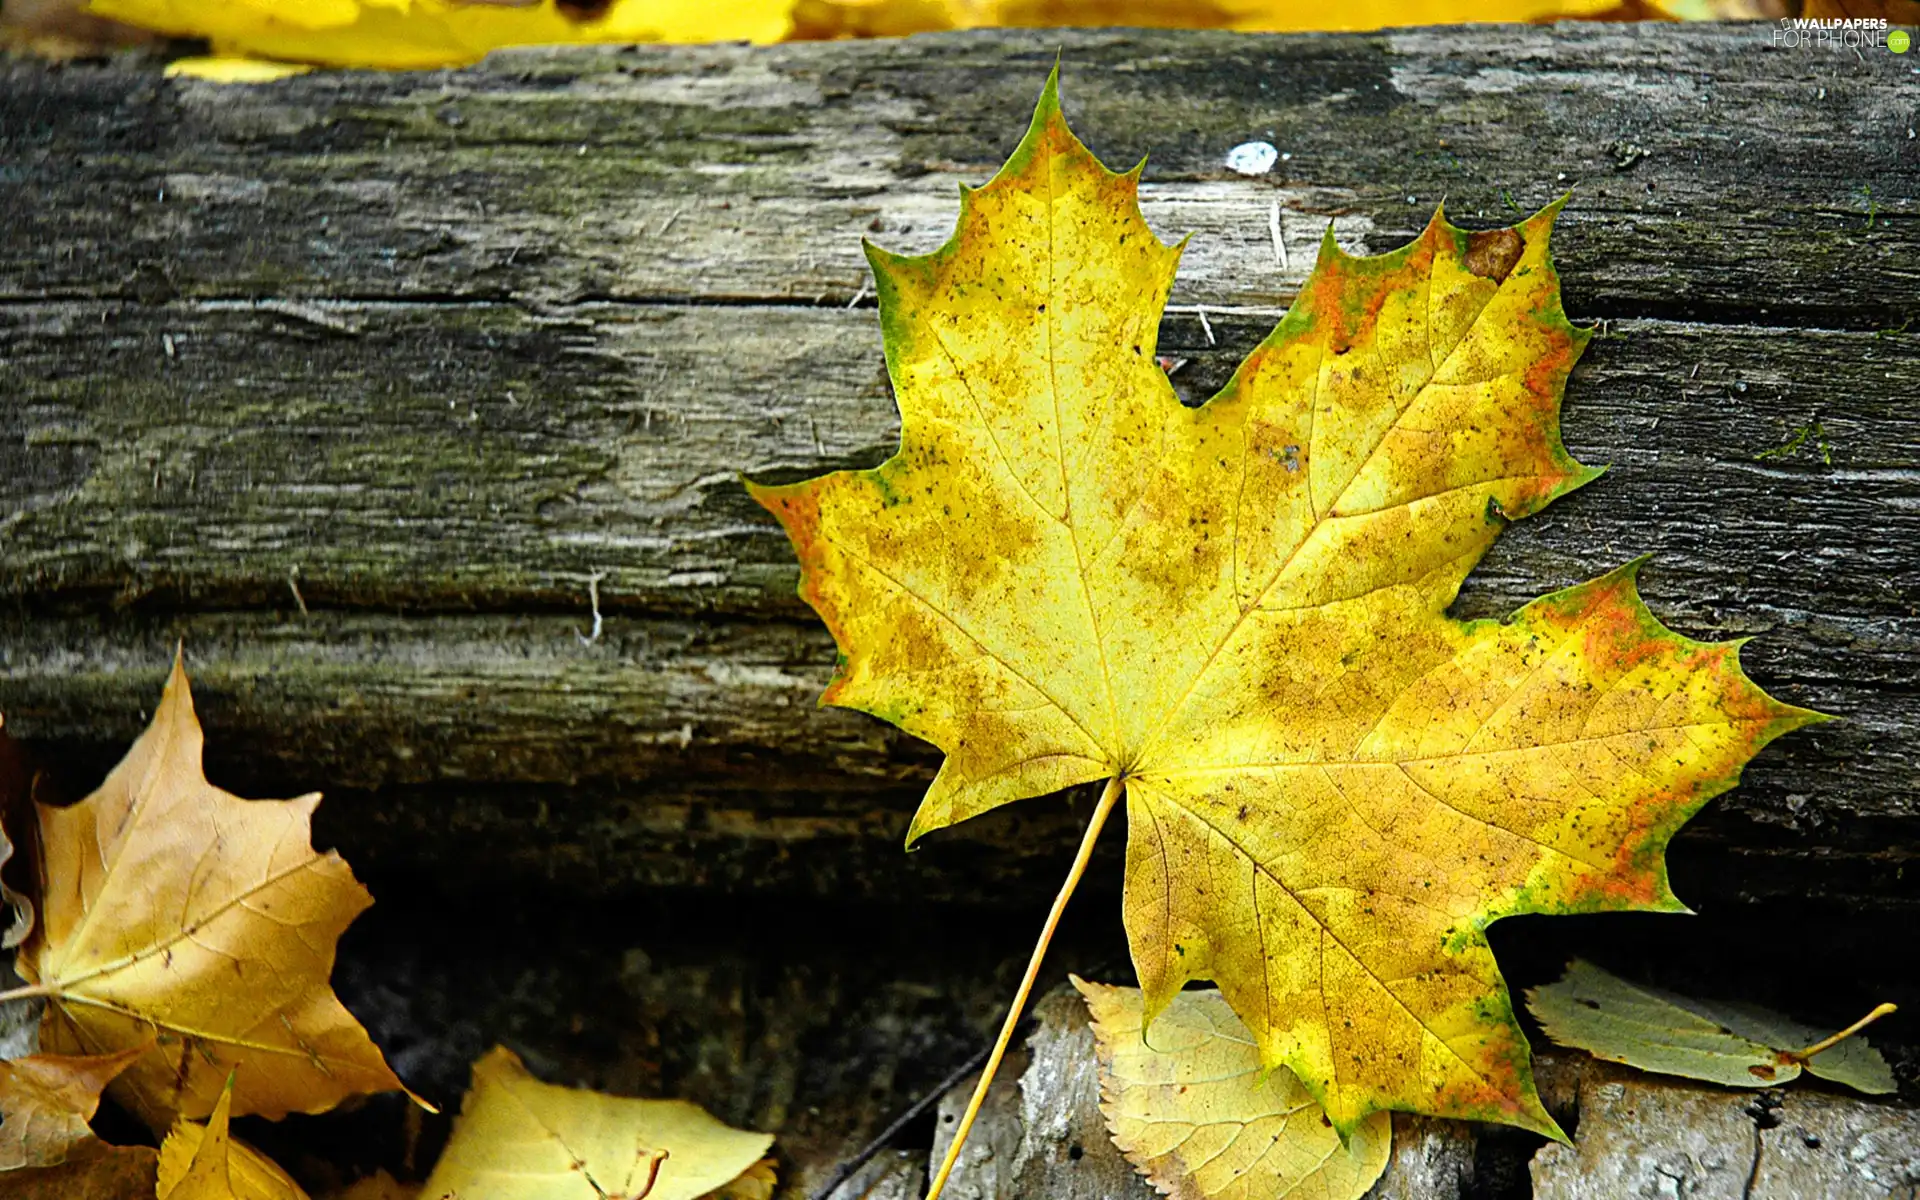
1, 26, 1914, 908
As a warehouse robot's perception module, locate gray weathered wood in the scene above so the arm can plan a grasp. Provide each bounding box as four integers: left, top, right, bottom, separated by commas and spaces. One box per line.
1531, 1065, 1920, 1199
0, 26, 1916, 907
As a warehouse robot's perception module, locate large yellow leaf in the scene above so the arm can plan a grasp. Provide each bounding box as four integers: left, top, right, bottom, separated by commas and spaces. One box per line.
749, 73, 1820, 1136
14, 657, 403, 1131
158, 1080, 311, 1200
0, 1045, 145, 1169
1077, 978, 1389, 1200
421, 1045, 774, 1200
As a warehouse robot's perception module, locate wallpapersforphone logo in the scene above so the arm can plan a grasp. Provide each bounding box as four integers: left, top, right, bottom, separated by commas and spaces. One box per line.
1771, 16, 1909, 53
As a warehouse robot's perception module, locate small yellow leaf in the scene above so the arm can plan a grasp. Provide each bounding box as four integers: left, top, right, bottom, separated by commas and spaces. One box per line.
164, 56, 314, 81
422, 1046, 773, 1200
16, 655, 403, 1131
941, 0, 1623, 31
0, 1045, 146, 1169
1077, 978, 1389, 1200
158, 1081, 312, 1200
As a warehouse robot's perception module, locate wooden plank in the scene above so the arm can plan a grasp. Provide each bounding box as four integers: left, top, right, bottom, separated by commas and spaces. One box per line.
1, 28, 1914, 322
0, 27, 1915, 909
2, 304, 1914, 623
0, 607, 1911, 909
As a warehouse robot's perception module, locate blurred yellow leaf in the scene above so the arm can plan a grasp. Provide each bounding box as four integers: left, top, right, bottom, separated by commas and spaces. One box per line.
1077, 978, 1390, 1200
979, 0, 1621, 31
158, 1082, 311, 1200
166, 56, 315, 80
789, 0, 1738, 37
422, 1046, 774, 1200
79, 0, 1782, 73
88, 0, 793, 69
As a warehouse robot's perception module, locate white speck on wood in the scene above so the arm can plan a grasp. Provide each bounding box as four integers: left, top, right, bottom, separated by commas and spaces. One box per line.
574, 571, 606, 646
1224, 140, 1279, 176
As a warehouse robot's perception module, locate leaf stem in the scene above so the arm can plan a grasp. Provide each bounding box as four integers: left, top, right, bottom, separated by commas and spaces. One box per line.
924, 775, 1123, 1200
1790, 1002, 1897, 1062
0, 983, 53, 1006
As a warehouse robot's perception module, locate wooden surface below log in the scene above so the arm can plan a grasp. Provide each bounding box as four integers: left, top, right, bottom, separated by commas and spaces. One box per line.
1, 26, 1917, 914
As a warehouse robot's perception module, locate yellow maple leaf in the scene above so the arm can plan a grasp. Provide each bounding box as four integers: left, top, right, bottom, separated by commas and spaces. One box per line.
792, 0, 1621, 37
421, 1045, 774, 1200
89, 0, 794, 71
158, 1079, 310, 1200
748, 69, 1820, 1158
11, 655, 404, 1131
999, 0, 1622, 27
0, 1045, 146, 1169
1076, 977, 1389, 1200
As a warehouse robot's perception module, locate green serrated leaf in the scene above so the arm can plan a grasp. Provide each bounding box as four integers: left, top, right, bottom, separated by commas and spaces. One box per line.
1526, 960, 1894, 1095
1678, 997, 1895, 1095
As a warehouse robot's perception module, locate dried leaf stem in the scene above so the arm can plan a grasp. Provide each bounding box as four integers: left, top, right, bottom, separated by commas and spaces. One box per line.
0, 983, 54, 1006
1790, 1002, 1898, 1062
924, 774, 1123, 1200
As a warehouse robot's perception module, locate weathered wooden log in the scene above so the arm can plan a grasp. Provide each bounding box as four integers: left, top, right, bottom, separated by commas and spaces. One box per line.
1, 26, 1916, 912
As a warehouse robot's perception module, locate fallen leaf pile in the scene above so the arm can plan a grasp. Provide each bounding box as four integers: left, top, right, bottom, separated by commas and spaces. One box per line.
752, 68, 1819, 1188
1527, 959, 1896, 1093
1077, 977, 1390, 1200
0, 661, 775, 1198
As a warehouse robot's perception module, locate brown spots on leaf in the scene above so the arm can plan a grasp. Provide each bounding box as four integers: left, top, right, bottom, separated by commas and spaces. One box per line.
1464, 228, 1525, 283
